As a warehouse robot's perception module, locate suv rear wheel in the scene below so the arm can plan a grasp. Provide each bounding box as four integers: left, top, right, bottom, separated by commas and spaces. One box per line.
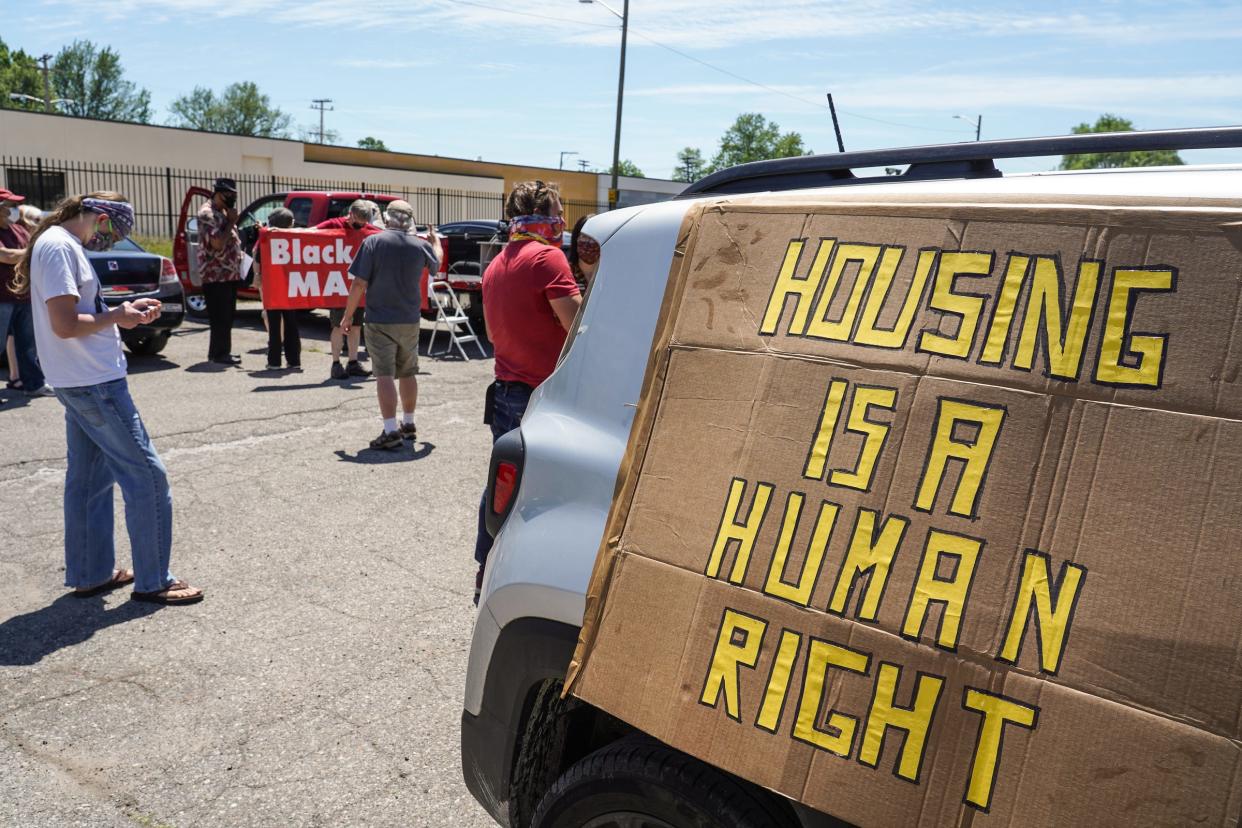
531, 736, 792, 828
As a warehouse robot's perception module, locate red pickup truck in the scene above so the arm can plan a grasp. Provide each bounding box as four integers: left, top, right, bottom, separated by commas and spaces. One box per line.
173, 188, 444, 317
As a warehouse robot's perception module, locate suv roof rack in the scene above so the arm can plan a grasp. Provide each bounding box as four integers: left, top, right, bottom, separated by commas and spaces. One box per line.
678, 126, 1242, 198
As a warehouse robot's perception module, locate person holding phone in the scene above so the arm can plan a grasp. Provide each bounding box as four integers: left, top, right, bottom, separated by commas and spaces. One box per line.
11, 192, 203, 605
197, 177, 244, 366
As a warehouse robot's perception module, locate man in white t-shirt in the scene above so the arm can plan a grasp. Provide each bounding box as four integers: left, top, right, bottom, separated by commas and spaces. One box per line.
19, 193, 203, 605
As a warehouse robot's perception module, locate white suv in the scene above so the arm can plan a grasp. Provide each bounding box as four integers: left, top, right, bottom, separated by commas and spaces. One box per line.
461, 128, 1242, 828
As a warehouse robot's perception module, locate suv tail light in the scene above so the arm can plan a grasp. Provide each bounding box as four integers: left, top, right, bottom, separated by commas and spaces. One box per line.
484, 429, 525, 538
159, 257, 178, 284
492, 462, 518, 514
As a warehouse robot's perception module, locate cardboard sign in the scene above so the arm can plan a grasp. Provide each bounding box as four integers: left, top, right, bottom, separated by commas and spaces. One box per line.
567, 194, 1242, 826
258, 228, 363, 310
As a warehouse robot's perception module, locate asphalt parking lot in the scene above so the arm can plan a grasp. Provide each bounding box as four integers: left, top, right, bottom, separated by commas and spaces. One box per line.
0, 310, 497, 827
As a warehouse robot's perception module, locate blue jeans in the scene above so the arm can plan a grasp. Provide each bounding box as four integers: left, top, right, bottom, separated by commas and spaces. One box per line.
0, 301, 46, 390
55, 378, 175, 593
474, 381, 534, 566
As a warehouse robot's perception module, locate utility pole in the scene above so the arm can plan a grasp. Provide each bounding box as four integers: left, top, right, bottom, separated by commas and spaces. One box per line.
608, 0, 630, 209
38, 54, 53, 113
579, 0, 629, 209
954, 113, 982, 141
310, 98, 334, 143
578, 159, 591, 172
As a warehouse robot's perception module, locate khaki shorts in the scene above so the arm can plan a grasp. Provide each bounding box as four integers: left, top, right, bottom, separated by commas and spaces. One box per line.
366, 322, 420, 379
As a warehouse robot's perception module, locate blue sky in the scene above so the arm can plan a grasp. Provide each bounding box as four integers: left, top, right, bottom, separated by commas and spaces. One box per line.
12, 0, 1242, 179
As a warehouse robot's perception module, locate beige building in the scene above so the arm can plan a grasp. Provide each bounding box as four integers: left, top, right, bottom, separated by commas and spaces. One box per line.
0, 109, 685, 235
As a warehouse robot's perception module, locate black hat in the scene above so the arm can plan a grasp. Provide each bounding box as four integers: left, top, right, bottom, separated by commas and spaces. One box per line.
213, 177, 238, 194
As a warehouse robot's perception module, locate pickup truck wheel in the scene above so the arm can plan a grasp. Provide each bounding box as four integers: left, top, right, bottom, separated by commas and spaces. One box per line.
466, 305, 486, 336
531, 736, 790, 828
186, 292, 208, 318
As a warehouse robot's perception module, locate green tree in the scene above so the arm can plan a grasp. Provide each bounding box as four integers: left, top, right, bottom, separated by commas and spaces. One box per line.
357, 136, 389, 151
709, 113, 810, 173
603, 159, 644, 178
1059, 114, 1184, 170
673, 146, 705, 182
0, 38, 45, 111
170, 82, 291, 138
51, 40, 151, 122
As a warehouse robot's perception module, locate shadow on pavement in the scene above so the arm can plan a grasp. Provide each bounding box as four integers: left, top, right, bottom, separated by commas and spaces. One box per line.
252, 378, 369, 393
184, 361, 232, 374
0, 393, 33, 411
126, 356, 182, 375
0, 593, 162, 666
334, 441, 435, 464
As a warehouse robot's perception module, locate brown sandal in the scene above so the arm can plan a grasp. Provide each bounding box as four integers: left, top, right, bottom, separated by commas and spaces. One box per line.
132, 579, 204, 605
73, 569, 135, 598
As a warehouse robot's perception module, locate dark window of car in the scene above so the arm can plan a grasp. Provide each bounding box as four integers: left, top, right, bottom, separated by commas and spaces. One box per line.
327, 198, 356, 219
287, 197, 314, 228
240, 196, 285, 230
5, 168, 66, 210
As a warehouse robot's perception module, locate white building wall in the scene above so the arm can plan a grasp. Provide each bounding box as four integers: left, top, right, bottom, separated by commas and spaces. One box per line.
0, 109, 501, 192
596, 173, 687, 210
0, 109, 505, 234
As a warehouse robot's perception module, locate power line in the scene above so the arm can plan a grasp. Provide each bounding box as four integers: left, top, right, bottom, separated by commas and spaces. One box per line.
439, 0, 970, 138
624, 28, 970, 136
446, 0, 614, 28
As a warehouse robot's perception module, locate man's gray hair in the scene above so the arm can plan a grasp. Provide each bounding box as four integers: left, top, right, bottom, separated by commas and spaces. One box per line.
384, 199, 415, 231
349, 199, 373, 221
385, 211, 413, 231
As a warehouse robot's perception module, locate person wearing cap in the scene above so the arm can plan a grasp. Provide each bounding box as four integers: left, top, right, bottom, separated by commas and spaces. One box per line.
196, 177, 244, 366
11, 191, 202, 605
338, 200, 440, 450
316, 199, 382, 380
0, 186, 50, 396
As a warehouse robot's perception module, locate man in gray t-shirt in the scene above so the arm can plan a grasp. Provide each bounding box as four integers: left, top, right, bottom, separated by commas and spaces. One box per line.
340, 200, 440, 450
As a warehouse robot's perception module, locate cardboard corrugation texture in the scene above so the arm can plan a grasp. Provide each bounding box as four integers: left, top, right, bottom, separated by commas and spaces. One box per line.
567, 194, 1242, 827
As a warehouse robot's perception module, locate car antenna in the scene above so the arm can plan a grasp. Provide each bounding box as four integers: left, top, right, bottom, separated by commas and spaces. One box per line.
827, 93, 845, 153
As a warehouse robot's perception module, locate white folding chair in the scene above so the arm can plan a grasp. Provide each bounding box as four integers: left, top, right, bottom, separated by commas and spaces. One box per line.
427, 279, 486, 360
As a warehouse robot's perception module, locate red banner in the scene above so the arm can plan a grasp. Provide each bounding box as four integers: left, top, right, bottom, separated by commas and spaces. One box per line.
259, 228, 446, 311
258, 228, 365, 310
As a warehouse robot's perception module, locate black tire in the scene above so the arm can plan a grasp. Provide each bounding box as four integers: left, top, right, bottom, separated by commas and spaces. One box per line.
466, 305, 487, 337
122, 331, 170, 356
531, 736, 792, 828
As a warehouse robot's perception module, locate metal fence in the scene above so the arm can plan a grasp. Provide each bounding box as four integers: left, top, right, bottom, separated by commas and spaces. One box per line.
1, 156, 602, 238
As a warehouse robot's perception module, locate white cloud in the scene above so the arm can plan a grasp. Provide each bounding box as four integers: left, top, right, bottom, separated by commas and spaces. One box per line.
631, 72, 1242, 119
38, 0, 1242, 49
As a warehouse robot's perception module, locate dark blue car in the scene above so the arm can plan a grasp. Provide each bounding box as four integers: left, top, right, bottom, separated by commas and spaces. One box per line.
87, 238, 185, 356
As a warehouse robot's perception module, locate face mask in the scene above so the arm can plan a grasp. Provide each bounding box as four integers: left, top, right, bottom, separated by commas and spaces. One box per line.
84, 229, 118, 252
6, 207, 19, 224
221, 193, 237, 208
84, 217, 118, 252
350, 221, 365, 230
